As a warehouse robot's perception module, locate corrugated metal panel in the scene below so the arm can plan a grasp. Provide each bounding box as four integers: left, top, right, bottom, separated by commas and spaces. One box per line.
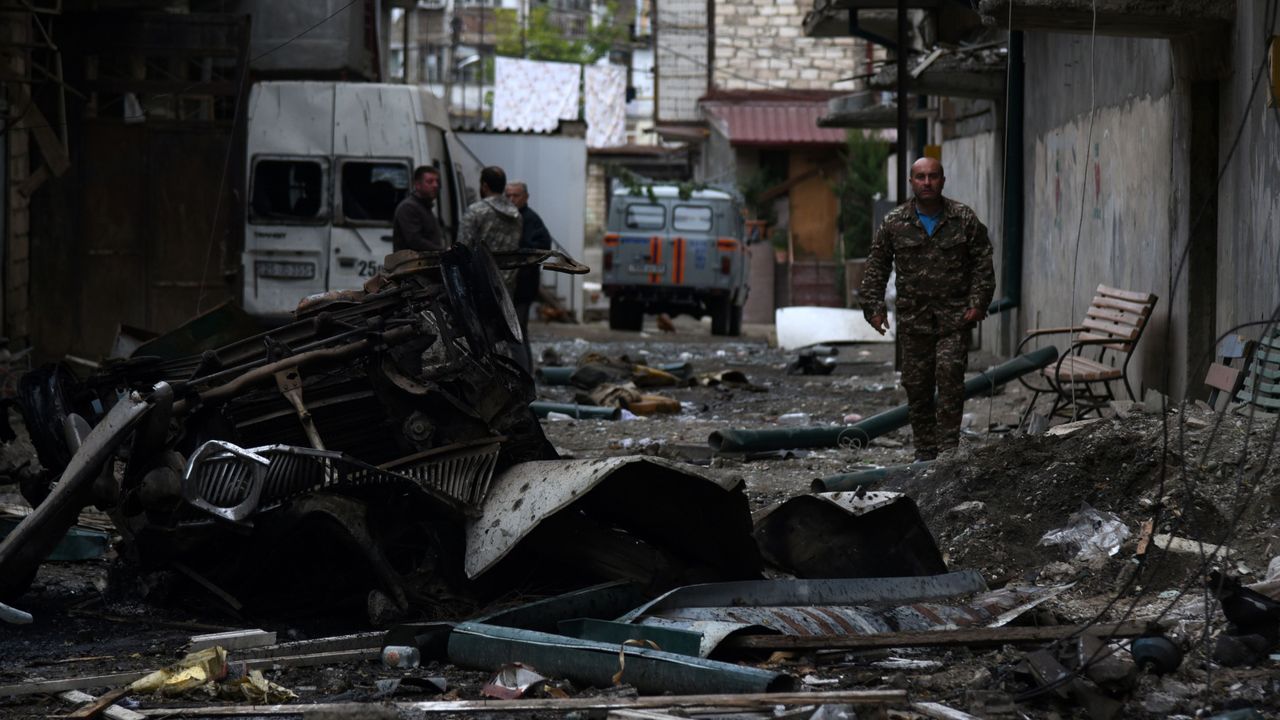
703, 102, 846, 146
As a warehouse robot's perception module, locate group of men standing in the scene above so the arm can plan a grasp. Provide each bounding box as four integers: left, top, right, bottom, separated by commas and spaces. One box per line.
390, 164, 551, 371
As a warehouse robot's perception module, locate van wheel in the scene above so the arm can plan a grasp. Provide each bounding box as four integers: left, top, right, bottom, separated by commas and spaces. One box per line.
728, 304, 743, 337
609, 301, 643, 332
710, 299, 731, 336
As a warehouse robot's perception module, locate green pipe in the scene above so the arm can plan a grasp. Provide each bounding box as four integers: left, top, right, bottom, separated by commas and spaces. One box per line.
812, 461, 934, 493
708, 345, 1058, 453
448, 622, 794, 695
530, 401, 621, 420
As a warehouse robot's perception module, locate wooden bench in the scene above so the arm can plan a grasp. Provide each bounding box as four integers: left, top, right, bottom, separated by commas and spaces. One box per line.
1017, 284, 1159, 425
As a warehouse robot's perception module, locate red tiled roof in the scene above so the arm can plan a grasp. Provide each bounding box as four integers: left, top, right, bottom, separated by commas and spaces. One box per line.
702, 100, 847, 147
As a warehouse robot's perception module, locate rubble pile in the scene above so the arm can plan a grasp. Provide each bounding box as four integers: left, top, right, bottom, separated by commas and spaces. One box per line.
890, 407, 1280, 590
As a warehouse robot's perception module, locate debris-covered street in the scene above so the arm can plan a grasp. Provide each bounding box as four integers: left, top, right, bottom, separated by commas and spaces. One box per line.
4, 0, 1280, 718
4, 316, 1279, 719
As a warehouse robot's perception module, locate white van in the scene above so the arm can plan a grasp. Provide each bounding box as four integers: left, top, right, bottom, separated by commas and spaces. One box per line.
243, 81, 480, 318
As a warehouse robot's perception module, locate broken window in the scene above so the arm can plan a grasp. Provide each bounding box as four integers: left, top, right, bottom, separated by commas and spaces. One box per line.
250, 158, 327, 222
339, 160, 411, 224
624, 203, 665, 230
672, 205, 713, 233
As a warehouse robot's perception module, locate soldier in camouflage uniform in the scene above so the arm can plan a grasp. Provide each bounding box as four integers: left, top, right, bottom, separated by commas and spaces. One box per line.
859, 157, 995, 460
457, 165, 522, 292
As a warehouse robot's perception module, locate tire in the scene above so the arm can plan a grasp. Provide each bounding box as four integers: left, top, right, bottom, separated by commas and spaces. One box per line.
609, 300, 643, 332
709, 298, 731, 336
728, 304, 743, 337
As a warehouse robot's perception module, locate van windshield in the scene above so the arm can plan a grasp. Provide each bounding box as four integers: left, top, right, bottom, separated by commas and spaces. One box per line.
625, 204, 665, 230
341, 161, 410, 223
673, 205, 713, 232
251, 159, 325, 222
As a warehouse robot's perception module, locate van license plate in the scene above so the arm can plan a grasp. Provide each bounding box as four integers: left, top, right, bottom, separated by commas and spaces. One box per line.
256, 261, 316, 279
628, 263, 666, 274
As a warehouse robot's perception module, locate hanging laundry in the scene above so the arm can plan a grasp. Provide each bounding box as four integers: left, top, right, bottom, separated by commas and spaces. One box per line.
493, 56, 580, 133
585, 63, 627, 148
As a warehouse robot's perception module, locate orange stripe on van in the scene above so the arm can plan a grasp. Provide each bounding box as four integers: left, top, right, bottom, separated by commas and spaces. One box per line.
717, 238, 740, 251
603, 233, 620, 247
671, 237, 686, 284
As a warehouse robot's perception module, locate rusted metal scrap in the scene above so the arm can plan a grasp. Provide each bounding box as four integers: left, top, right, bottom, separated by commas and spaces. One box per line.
1, 246, 595, 613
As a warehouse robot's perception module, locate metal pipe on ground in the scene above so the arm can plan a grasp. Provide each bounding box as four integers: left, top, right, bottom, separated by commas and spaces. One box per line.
448, 622, 794, 695
812, 461, 934, 493
529, 402, 621, 420
708, 345, 1058, 453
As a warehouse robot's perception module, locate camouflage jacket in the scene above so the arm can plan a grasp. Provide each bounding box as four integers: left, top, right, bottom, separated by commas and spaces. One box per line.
457, 194, 522, 290
859, 197, 995, 334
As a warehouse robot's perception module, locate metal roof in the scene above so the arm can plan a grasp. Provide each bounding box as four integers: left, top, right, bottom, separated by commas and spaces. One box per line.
702, 101, 848, 147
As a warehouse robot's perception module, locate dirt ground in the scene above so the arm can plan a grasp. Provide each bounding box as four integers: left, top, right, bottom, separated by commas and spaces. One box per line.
2, 315, 1278, 719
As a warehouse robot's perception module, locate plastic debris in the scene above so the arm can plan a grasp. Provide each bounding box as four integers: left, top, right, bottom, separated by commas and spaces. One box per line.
1039, 504, 1130, 563
218, 669, 297, 703
382, 645, 421, 669
777, 412, 811, 426
129, 647, 229, 696
481, 662, 549, 699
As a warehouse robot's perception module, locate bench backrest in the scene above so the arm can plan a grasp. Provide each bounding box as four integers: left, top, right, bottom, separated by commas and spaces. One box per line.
1079, 284, 1158, 354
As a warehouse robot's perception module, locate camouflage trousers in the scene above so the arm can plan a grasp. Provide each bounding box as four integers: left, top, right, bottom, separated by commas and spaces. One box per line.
899, 329, 968, 455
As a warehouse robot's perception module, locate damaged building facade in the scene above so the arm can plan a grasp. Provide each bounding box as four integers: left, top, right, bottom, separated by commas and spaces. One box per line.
806, 0, 1279, 401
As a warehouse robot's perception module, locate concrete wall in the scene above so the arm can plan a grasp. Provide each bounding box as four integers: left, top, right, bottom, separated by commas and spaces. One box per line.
1216, 2, 1280, 338
939, 131, 1008, 355
714, 0, 861, 90
1021, 32, 1185, 399
655, 0, 708, 122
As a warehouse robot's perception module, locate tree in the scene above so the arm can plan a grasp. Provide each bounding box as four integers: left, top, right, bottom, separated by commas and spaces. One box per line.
495, 2, 629, 66
834, 130, 891, 259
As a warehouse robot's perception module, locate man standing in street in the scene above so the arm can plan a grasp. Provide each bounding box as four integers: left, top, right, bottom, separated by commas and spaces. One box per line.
859, 157, 995, 461
392, 166, 443, 252
457, 166, 522, 292
505, 180, 553, 371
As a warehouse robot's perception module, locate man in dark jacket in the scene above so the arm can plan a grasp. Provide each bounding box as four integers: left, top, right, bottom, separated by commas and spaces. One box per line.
505, 180, 553, 370
859, 157, 995, 461
391, 165, 442, 252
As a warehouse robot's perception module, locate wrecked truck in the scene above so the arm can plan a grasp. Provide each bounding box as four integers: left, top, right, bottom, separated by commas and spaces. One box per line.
0, 245, 758, 617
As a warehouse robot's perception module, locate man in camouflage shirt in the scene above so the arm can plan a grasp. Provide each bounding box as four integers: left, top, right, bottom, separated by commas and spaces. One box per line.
457, 165, 522, 292
859, 157, 995, 460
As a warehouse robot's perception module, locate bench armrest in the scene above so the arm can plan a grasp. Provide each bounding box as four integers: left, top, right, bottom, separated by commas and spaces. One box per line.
1023, 325, 1085, 338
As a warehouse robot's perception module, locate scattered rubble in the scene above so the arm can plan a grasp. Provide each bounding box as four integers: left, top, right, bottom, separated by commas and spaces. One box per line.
2, 318, 1279, 717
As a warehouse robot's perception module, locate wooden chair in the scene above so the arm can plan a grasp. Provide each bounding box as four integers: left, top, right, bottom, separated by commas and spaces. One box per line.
1018, 284, 1159, 425
1204, 334, 1254, 411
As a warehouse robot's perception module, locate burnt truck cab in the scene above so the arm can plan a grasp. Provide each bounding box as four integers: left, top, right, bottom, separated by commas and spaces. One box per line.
602, 186, 749, 336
